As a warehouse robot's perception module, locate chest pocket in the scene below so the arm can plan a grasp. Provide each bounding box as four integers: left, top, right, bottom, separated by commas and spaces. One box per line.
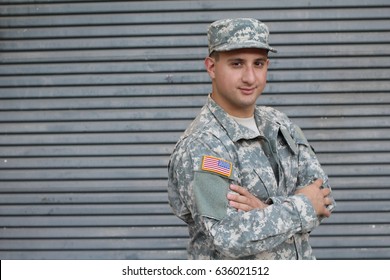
239, 167, 271, 200
277, 126, 299, 195
234, 139, 278, 199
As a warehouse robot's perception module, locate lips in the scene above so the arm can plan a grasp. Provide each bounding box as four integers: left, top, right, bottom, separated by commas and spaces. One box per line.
239, 87, 257, 95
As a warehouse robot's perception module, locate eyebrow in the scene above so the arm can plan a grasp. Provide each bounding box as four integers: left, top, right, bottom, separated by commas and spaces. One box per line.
227, 58, 245, 62
227, 57, 267, 62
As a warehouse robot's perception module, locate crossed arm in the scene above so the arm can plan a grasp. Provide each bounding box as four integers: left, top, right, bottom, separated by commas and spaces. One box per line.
228, 178, 333, 218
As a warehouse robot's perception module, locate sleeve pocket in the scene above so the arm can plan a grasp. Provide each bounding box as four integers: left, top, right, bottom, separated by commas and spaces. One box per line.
193, 171, 229, 221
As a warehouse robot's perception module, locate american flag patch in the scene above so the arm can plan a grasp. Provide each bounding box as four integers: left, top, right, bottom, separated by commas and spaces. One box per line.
201, 155, 232, 178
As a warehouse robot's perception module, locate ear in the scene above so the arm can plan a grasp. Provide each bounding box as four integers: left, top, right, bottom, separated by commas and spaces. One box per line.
204, 56, 216, 79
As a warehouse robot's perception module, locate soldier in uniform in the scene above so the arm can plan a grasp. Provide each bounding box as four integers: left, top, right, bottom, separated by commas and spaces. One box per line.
167, 18, 335, 259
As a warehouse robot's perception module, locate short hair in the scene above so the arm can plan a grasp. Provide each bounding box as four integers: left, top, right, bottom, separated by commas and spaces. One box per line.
209, 51, 220, 61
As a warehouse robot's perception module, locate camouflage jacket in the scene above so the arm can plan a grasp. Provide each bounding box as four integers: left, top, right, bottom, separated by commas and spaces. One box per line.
168, 96, 334, 259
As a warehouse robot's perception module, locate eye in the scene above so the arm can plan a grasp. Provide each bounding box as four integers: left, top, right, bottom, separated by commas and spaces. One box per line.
231, 61, 243, 68
254, 60, 265, 68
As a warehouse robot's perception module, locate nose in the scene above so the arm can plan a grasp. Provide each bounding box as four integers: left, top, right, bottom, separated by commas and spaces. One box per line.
242, 66, 256, 84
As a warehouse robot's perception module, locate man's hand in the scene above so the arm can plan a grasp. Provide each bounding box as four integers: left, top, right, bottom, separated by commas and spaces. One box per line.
295, 179, 333, 218
227, 184, 268, 211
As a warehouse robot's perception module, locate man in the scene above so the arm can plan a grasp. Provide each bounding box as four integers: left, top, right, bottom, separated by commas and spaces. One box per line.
167, 18, 335, 259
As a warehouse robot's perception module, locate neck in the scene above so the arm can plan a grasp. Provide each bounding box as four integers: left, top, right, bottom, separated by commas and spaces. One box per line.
210, 92, 255, 118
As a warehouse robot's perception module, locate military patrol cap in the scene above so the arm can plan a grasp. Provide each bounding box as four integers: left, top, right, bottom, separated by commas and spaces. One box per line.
207, 18, 277, 54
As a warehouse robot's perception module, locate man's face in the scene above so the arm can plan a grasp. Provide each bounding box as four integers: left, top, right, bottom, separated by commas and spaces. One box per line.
205, 48, 269, 118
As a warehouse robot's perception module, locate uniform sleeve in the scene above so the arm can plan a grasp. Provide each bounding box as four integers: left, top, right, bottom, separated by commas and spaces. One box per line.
292, 124, 336, 214
209, 194, 318, 258
168, 135, 319, 259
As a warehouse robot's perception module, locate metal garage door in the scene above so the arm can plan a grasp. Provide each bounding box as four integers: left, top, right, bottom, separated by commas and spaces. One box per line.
0, 0, 389, 259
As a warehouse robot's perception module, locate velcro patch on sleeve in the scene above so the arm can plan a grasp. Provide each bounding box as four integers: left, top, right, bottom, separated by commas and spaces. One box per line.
194, 171, 229, 220
201, 155, 232, 178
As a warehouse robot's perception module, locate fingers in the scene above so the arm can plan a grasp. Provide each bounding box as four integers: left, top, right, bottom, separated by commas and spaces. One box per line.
228, 199, 251, 212
294, 178, 334, 218
312, 178, 323, 188
227, 191, 251, 212
322, 206, 331, 218
294, 178, 323, 196
227, 184, 267, 211
322, 187, 331, 197
317, 182, 333, 217
324, 196, 333, 206
227, 184, 251, 209
229, 184, 250, 196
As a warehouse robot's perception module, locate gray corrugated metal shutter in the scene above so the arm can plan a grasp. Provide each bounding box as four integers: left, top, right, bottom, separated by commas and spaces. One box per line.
0, 0, 389, 259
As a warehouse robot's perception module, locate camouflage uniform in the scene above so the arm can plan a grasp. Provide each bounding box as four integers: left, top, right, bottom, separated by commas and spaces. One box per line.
168, 97, 334, 259
167, 18, 335, 259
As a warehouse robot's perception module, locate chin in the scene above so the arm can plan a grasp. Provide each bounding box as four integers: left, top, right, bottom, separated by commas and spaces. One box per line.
239, 94, 259, 106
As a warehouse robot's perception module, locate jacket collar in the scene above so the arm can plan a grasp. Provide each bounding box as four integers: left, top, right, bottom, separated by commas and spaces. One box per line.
206, 95, 266, 142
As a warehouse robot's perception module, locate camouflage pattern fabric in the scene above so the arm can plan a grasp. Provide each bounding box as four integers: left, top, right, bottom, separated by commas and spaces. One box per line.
207, 18, 277, 54
167, 96, 335, 259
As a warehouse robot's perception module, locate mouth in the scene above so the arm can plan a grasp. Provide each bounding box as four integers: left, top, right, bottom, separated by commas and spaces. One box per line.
239, 87, 257, 95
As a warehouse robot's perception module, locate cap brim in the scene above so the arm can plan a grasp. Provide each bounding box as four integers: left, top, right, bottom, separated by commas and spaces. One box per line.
211, 41, 277, 54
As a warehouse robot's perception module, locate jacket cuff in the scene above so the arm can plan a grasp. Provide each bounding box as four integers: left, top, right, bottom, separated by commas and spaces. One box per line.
290, 194, 319, 232
267, 195, 319, 233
